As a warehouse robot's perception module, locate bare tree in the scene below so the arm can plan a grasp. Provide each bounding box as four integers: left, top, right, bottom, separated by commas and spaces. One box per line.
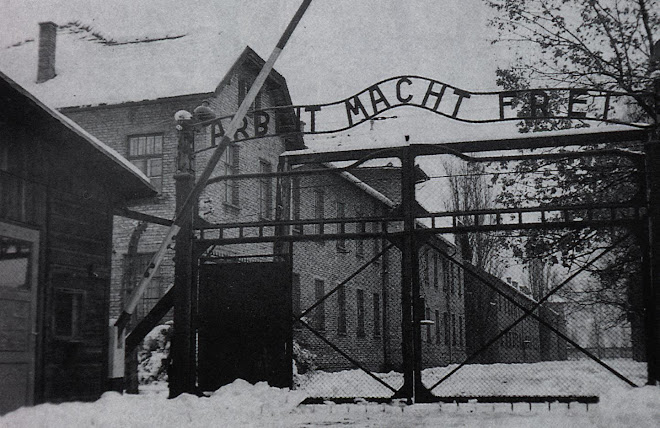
444, 160, 505, 276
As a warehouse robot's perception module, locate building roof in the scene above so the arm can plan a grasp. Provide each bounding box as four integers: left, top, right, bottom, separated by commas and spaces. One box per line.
0, 23, 269, 108
0, 70, 156, 199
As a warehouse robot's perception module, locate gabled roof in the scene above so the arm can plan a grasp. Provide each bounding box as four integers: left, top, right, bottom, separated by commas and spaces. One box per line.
0, 24, 275, 108
0, 70, 156, 199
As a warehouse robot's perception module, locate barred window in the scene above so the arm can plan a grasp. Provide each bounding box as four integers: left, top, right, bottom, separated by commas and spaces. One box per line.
128, 134, 163, 192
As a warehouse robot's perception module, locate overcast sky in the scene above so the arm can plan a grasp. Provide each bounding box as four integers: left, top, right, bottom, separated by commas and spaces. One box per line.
1, 0, 518, 144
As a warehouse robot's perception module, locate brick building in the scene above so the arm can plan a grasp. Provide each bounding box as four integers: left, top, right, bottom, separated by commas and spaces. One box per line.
463, 263, 567, 364
0, 22, 303, 324
286, 161, 467, 372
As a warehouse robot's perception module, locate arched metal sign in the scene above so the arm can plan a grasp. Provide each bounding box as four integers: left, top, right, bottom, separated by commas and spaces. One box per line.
206, 75, 653, 144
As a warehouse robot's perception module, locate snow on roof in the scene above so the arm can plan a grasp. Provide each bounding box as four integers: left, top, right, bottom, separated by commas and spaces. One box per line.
0, 24, 253, 108
1, 70, 155, 196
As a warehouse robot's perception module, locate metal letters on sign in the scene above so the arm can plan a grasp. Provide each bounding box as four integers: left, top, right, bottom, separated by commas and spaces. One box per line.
208, 75, 652, 144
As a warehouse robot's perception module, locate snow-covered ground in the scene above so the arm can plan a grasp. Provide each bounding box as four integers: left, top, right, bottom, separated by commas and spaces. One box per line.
1, 379, 657, 428
2, 359, 656, 427
295, 359, 647, 398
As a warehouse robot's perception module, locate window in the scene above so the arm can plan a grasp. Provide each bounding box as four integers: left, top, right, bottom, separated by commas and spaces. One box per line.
459, 315, 464, 346
292, 273, 301, 327
443, 259, 449, 292
435, 310, 440, 344
291, 177, 302, 234
313, 279, 325, 330
337, 286, 347, 335
314, 190, 325, 235
336, 201, 346, 252
356, 289, 365, 337
0, 235, 32, 288
125, 253, 164, 320
128, 134, 163, 192
433, 253, 439, 288
373, 293, 381, 337
222, 144, 240, 207
452, 313, 457, 346
444, 312, 450, 345
53, 289, 83, 340
426, 307, 432, 342
258, 160, 273, 219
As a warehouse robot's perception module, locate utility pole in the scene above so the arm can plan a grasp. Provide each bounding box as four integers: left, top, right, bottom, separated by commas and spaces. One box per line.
170, 112, 196, 397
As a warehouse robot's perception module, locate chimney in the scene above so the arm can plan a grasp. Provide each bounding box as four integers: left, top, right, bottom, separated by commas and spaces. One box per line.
37, 22, 57, 83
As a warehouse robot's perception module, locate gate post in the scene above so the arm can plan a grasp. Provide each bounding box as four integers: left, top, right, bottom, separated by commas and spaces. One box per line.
170, 112, 197, 397
644, 41, 660, 385
395, 143, 433, 402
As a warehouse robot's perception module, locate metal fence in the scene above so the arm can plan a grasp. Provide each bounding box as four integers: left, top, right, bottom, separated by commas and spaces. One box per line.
179, 140, 653, 403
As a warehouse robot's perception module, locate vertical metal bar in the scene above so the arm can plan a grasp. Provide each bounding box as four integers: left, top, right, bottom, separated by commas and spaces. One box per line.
643, 140, 660, 385
170, 120, 196, 397
394, 145, 415, 401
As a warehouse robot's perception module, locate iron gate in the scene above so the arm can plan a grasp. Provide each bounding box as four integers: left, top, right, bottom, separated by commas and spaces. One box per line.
189, 129, 654, 403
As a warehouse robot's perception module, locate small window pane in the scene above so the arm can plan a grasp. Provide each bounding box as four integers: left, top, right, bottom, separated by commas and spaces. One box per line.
129, 139, 138, 157
152, 177, 163, 193
146, 136, 154, 155
132, 159, 147, 174
138, 137, 147, 155
0, 237, 32, 288
149, 158, 162, 177
154, 136, 163, 154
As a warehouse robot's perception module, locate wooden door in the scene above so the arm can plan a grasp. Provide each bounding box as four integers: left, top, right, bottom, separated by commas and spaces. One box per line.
0, 222, 39, 414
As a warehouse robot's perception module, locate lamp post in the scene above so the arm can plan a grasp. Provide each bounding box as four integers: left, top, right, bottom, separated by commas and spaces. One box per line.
170, 110, 196, 398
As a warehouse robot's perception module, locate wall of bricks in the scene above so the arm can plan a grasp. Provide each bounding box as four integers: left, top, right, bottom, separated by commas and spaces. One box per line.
418, 241, 467, 367
291, 169, 398, 372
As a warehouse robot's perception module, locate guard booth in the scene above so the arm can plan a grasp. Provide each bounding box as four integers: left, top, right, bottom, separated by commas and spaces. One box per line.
197, 254, 292, 390
0, 72, 155, 414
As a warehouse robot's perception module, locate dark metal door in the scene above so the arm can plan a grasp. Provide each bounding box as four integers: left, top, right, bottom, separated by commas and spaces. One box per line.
198, 260, 291, 391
